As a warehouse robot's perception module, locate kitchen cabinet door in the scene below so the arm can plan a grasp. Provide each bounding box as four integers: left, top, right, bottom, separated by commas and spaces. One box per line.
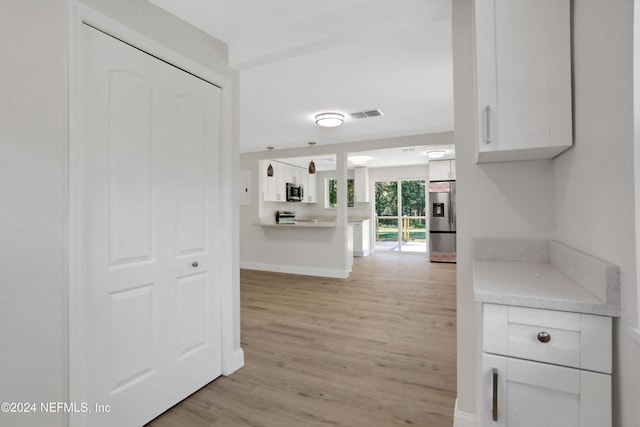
481, 354, 611, 427
262, 160, 277, 201
429, 160, 455, 181
302, 172, 317, 203
352, 220, 370, 256
475, 0, 572, 163
274, 162, 285, 201
262, 161, 285, 201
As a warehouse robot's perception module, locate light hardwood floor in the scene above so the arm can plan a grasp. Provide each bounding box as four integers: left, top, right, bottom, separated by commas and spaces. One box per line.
147, 254, 457, 427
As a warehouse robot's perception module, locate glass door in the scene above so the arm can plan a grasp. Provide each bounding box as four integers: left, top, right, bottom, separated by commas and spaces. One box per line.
374, 179, 426, 253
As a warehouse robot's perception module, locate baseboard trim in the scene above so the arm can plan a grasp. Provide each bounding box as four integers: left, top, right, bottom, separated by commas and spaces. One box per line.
240, 261, 350, 279
454, 398, 476, 427
223, 348, 245, 376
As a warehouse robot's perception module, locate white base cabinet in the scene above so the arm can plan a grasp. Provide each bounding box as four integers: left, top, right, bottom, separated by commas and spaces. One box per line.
481, 304, 611, 427
352, 220, 370, 257
482, 354, 611, 427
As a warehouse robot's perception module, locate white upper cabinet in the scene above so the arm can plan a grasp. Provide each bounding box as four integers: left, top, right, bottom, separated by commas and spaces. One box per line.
475, 0, 572, 163
302, 172, 317, 204
429, 160, 456, 181
262, 160, 285, 202
354, 167, 369, 203
261, 160, 315, 203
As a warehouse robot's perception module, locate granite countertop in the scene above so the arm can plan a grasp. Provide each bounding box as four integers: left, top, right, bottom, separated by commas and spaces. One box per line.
473, 239, 620, 317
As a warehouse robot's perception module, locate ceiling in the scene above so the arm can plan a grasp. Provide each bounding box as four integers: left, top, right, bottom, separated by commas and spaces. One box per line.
148, 0, 454, 158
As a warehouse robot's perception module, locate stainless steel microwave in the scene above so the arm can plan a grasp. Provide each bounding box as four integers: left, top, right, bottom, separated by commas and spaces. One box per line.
286, 183, 303, 202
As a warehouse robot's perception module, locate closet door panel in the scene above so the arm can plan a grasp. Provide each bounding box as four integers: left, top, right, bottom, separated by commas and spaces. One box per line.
79, 23, 222, 427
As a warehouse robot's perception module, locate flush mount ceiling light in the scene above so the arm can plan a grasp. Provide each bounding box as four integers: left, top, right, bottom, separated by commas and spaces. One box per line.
315, 112, 344, 128
349, 156, 371, 166
426, 150, 446, 159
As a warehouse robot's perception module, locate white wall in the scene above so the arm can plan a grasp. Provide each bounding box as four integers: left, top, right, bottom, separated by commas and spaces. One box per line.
368, 164, 429, 182
0, 2, 237, 426
1, 2, 69, 426
554, 1, 639, 426
452, 0, 557, 421
240, 133, 452, 277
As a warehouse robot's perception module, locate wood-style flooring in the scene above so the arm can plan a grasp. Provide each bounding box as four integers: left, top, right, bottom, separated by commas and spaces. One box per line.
147, 254, 457, 427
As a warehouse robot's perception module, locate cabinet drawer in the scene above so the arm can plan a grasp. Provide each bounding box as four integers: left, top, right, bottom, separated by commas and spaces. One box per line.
483, 304, 611, 373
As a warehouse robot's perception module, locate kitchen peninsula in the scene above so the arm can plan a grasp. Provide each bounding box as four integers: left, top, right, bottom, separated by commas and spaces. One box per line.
239, 133, 446, 279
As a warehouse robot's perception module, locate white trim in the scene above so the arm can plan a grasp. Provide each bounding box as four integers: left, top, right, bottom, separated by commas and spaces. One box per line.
454, 398, 476, 427
67, 3, 89, 423
240, 261, 350, 279
74, 3, 230, 89
634, 0, 640, 339
68, 4, 241, 426
630, 326, 640, 346
223, 348, 245, 376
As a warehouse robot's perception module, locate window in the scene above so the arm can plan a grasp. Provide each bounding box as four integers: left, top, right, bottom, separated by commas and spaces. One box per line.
326, 178, 355, 208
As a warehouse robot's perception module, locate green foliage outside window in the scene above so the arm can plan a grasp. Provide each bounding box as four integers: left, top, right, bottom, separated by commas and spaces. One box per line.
327, 178, 355, 208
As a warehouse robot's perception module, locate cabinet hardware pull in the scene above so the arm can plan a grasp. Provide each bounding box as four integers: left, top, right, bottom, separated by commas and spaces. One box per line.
485, 105, 493, 144
492, 367, 498, 422
192, 261, 199, 268
537, 331, 551, 343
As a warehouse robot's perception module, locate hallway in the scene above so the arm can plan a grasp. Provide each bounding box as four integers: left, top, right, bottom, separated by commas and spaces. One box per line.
148, 254, 457, 426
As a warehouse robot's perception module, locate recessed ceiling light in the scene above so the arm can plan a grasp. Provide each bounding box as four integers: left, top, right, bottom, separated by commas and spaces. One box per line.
426, 150, 446, 159
315, 112, 344, 127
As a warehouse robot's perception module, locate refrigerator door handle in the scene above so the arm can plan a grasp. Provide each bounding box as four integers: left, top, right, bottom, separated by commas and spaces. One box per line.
450, 181, 456, 232
448, 192, 452, 227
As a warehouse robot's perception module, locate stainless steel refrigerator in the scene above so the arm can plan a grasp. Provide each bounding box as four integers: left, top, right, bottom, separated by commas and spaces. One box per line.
428, 180, 456, 263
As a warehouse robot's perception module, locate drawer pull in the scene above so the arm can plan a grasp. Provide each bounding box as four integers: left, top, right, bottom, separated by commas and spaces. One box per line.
492, 368, 498, 421
537, 331, 551, 343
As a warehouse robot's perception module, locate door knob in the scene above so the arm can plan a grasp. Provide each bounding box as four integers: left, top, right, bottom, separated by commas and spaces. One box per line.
537, 331, 551, 343
192, 261, 199, 268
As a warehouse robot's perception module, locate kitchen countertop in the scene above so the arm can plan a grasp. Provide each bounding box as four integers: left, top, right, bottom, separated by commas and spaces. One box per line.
257, 219, 336, 228
473, 239, 620, 317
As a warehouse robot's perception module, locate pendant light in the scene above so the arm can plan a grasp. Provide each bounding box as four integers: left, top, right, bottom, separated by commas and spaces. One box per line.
308, 142, 316, 174
266, 146, 274, 176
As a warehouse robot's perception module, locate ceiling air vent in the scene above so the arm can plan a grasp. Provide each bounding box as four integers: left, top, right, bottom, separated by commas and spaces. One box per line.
364, 109, 383, 117
350, 109, 384, 119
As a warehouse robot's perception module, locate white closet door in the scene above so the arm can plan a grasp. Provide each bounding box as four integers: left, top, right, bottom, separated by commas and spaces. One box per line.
79, 24, 222, 427
161, 57, 223, 406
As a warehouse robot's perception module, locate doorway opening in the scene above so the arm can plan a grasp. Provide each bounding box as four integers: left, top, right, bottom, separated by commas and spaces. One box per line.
374, 179, 427, 253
